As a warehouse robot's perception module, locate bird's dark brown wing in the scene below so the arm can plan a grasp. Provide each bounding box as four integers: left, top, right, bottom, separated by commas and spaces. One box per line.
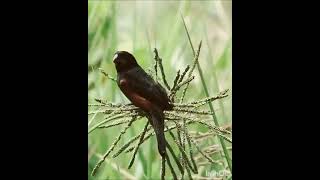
123, 66, 172, 110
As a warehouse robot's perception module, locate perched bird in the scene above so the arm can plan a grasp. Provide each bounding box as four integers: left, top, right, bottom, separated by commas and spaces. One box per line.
113, 51, 173, 156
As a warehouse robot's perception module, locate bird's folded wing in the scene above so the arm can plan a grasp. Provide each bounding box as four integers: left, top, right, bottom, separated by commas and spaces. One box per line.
125, 67, 170, 109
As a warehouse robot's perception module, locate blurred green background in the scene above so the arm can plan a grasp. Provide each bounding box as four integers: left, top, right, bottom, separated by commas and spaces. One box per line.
88, 0, 231, 179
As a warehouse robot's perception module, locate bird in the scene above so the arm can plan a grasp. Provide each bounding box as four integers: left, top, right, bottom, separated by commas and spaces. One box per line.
113, 51, 173, 156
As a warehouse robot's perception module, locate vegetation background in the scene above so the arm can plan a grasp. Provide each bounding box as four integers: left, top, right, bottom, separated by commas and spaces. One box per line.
88, 0, 231, 179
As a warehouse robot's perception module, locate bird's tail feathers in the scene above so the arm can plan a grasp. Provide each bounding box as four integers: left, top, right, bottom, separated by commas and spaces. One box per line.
148, 107, 166, 156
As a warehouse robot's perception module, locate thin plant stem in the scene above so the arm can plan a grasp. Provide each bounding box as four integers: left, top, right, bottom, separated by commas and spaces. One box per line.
128, 121, 150, 169
91, 116, 136, 176
167, 126, 196, 173
165, 153, 178, 180
204, 26, 228, 122
154, 48, 170, 90
181, 14, 232, 172
166, 140, 184, 175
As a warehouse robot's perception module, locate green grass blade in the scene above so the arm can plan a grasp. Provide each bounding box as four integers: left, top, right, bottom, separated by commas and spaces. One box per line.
181, 14, 232, 172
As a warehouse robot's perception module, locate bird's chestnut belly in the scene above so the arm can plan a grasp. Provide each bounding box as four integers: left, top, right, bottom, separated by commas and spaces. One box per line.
120, 86, 152, 112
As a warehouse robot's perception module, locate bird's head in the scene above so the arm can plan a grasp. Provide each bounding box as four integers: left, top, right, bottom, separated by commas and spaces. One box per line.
113, 51, 138, 72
